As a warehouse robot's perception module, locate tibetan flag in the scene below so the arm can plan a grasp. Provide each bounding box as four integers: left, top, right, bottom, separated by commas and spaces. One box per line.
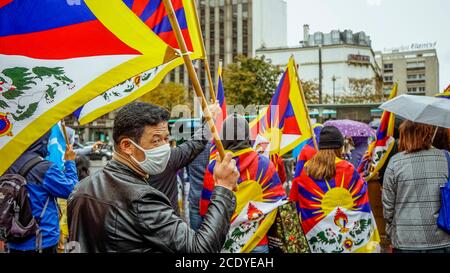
295, 158, 380, 253
289, 123, 322, 202
74, 0, 206, 124
0, 0, 179, 175
215, 65, 227, 132
208, 65, 227, 161
250, 56, 312, 156
200, 148, 287, 253
357, 83, 398, 182
435, 84, 450, 99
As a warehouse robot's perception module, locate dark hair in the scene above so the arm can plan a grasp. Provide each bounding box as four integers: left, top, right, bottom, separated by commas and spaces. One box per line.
113, 102, 170, 144
74, 155, 91, 181
432, 127, 450, 151
398, 120, 434, 153
220, 114, 251, 152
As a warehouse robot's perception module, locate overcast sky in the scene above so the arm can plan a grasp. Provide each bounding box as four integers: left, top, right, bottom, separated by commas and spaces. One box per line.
285, 0, 450, 91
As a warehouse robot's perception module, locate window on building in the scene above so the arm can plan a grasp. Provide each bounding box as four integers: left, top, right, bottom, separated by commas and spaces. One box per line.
384, 76, 393, 82
407, 61, 426, 69
384, 64, 393, 69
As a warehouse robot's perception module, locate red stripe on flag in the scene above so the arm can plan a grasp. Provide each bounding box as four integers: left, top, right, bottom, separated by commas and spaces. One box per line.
0, 0, 13, 9
132, 0, 150, 16
0, 20, 139, 59
145, 0, 184, 29
157, 29, 193, 52
283, 116, 301, 135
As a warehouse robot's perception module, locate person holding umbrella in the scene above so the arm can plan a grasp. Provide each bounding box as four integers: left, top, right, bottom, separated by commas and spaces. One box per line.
382, 120, 450, 253
379, 93, 450, 253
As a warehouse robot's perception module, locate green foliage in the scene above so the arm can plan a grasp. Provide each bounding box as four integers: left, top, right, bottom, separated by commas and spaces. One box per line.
12, 102, 38, 121
139, 82, 190, 111
336, 78, 383, 104
301, 80, 320, 104
223, 55, 283, 106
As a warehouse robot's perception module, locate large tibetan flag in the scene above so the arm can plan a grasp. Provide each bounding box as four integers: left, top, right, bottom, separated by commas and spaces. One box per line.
295, 158, 380, 253
435, 84, 450, 99
250, 57, 312, 156
74, 0, 205, 124
200, 148, 287, 253
357, 83, 398, 182
0, 0, 183, 175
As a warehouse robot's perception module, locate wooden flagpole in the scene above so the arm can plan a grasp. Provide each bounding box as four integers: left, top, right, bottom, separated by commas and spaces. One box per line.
204, 58, 217, 102
162, 0, 225, 159
60, 119, 71, 147
292, 56, 319, 151
191, 0, 216, 102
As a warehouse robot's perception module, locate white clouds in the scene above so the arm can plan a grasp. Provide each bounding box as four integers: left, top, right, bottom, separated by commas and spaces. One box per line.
366, 0, 382, 6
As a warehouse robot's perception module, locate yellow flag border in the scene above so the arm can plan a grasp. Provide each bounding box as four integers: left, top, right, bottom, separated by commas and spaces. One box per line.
0, 0, 202, 175
240, 208, 278, 253
250, 58, 312, 156
364, 83, 398, 182
78, 0, 205, 125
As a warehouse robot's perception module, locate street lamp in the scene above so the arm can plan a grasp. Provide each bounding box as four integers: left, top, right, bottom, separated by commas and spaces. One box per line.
331, 75, 341, 104
332, 75, 336, 104
318, 44, 323, 104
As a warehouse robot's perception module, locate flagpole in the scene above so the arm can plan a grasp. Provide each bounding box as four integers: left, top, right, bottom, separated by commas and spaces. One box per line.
204, 59, 217, 102
292, 56, 318, 151
162, 0, 225, 159
191, 0, 217, 102
60, 119, 71, 147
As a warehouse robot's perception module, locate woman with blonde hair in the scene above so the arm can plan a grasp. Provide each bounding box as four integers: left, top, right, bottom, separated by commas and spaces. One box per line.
382, 120, 450, 253
292, 126, 379, 253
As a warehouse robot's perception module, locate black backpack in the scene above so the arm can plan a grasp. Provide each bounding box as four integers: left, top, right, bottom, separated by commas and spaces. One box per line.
0, 157, 50, 251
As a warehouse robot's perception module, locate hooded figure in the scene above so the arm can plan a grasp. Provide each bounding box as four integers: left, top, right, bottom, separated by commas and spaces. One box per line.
5, 132, 78, 252
220, 114, 252, 153
200, 115, 287, 253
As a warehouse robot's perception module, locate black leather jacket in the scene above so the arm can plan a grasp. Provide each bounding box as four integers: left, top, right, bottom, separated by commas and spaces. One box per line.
67, 160, 236, 253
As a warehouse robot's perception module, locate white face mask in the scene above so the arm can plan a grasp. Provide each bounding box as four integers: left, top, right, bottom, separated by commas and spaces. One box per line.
128, 139, 171, 175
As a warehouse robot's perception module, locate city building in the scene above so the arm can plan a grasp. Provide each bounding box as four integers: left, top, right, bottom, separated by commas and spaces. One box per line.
66, 112, 116, 145
166, 0, 288, 100
256, 25, 383, 104
375, 44, 440, 96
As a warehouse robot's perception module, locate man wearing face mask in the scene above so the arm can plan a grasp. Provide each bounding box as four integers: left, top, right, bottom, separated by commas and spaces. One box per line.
67, 102, 238, 253
144, 101, 221, 215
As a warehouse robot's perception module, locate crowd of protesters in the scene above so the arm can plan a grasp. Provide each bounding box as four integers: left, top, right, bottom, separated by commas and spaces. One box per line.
1, 101, 449, 253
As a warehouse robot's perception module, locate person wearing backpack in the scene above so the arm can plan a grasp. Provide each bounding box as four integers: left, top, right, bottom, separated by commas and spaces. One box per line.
382, 120, 450, 253
1, 131, 78, 253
